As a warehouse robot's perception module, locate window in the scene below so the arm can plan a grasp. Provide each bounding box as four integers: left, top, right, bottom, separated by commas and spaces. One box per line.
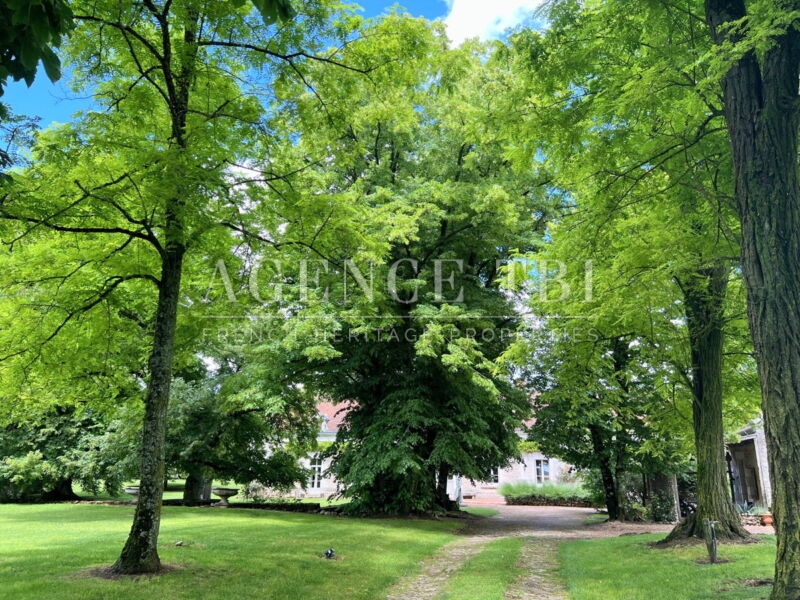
309, 454, 323, 489
535, 459, 550, 483
486, 468, 499, 484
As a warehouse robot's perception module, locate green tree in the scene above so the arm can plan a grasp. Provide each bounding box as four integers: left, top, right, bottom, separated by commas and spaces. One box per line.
527, 332, 683, 520
0, 0, 363, 574
705, 1, 800, 595
242, 17, 558, 514
0, 405, 125, 501
101, 373, 316, 506
499, 0, 757, 538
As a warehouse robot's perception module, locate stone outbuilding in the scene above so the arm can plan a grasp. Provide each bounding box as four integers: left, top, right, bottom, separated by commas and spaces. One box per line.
727, 420, 772, 509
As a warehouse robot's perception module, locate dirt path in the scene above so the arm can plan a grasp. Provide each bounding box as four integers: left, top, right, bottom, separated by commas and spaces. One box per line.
386, 505, 674, 600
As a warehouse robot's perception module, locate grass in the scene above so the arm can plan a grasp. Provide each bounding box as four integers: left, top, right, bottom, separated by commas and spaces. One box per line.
560, 534, 776, 600
582, 512, 609, 525
4, 501, 780, 600
441, 537, 525, 600
0, 502, 461, 600
461, 506, 500, 517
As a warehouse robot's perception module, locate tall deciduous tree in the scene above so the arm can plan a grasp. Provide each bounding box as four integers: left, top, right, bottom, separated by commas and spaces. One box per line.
245, 17, 558, 514
704, 1, 800, 596
0, 0, 363, 574
498, 1, 757, 538
526, 332, 683, 520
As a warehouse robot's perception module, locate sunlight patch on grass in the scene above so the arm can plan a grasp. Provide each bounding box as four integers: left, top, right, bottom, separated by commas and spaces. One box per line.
561, 533, 775, 600
0, 503, 461, 600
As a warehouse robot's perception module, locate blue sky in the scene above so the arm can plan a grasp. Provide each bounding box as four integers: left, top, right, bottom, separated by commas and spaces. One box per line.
3, 0, 542, 126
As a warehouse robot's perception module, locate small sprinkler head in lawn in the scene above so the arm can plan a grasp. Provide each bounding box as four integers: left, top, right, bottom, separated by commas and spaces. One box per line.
324, 548, 335, 559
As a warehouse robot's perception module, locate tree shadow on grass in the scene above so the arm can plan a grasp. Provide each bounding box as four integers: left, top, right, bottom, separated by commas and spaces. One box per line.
84, 563, 182, 580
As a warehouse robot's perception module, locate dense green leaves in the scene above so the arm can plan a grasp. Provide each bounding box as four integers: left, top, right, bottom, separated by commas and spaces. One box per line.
225, 16, 560, 514
249, 0, 297, 23
0, 0, 73, 93
0, 406, 125, 500
495, 0, 759, 529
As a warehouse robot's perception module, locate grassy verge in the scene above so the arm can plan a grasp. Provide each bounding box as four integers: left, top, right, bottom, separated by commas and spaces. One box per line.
461, 506, 500, 517
582, 512, 609, 525
0, 503, 460, 600
441, 537, 525, 600
561, 534, 776, 600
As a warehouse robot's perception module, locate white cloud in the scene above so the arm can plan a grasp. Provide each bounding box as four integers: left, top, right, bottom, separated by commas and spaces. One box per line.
443, 0, 545, 46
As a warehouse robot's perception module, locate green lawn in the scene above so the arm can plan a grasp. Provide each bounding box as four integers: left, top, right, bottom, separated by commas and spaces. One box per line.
2, 503, 780, 600
441, 537, 525, 600
560, 534, 776, 600
0, 503, 461, 600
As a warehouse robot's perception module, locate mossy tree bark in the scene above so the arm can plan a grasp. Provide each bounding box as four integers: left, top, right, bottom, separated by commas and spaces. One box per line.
111, 249, 184, 574
705, 2, 800, 595
665, 265, 750, 542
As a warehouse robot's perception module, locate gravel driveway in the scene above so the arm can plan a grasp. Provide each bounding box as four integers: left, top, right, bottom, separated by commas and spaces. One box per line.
386, 503, 765, 600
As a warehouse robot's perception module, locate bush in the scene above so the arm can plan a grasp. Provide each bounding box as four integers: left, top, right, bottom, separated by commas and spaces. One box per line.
498, 482, 598, 507
648, 490, 676, 523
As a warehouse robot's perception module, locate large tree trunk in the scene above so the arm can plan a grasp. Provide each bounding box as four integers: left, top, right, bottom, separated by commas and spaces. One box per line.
182, 467, 209, 506
666, 265, 749, 541
111, 248, 184, 574
110, 8, 197, 574
705, 2, 800, 596
590, 424, 621, 521
42, 478, 80, 501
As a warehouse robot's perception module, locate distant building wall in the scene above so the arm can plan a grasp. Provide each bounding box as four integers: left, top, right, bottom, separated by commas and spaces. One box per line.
447, 452, 570, 502
729, 421, 772, 509
283, 402, 572, 503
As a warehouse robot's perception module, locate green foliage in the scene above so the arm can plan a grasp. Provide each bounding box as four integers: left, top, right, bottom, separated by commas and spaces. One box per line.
495, 0, 761, 526
0, 0, 73, 94
248, 0, 296, 23
649, 490, 676, 524
0, 1, 365, 567
498, 481, 592, 503
518, 441, 539, 453
0, 406, 125, 501
232, 14, 560, 515
99, 370, 318, 494
0, 109, 38, 180
0, 0, 298, 96
526, 334, 683, 483
165, 374, 315, 489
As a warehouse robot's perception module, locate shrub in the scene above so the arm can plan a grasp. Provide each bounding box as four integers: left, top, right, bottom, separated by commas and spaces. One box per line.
498, 482, 598, 507
648, 490, 676, 523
